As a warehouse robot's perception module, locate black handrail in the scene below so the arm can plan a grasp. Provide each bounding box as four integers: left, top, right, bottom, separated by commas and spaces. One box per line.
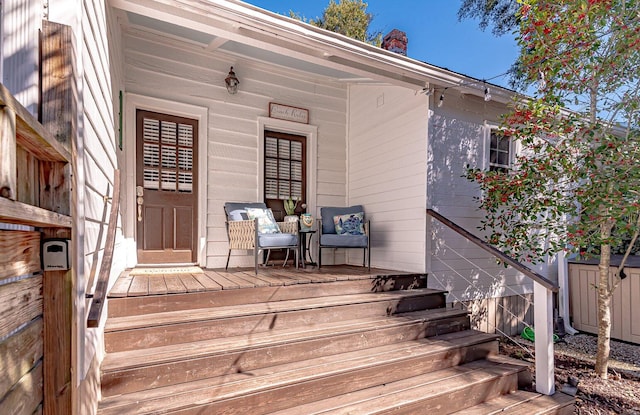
427, 208, 559, 292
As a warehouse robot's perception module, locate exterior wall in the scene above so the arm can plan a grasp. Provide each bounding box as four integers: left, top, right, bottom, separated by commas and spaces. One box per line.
427, 89, 534, 302
347, 84, 428, 272
1, 0, 40, 115
569, 263, 640, 344
49, 1, 126, 413
122, 30, 348, 269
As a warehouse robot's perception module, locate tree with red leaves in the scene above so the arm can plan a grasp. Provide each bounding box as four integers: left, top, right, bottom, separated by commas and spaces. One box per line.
468, 0, 640, 379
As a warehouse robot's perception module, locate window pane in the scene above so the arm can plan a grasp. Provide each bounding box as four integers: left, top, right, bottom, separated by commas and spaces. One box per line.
291, 141, 303, 161
278, 181, 290, 198
279, 160, 290, 180
498, 151, 509, 166
291, 161, 302, 181
265, 158, 277, 179
278, 139, 290, 159
266, 179, 278, 199
498, 136, 510, 151
161, 121, 177, 145
265, 137, 278, 158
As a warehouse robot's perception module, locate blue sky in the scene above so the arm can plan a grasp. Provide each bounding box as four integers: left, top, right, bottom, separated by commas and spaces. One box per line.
245, 0, 520, 88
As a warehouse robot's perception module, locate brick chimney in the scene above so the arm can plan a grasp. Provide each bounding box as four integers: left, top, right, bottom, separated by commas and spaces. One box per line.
381, 29, 408, 56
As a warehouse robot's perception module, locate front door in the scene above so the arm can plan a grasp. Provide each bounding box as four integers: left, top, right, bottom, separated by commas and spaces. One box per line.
136, 109, 198, 263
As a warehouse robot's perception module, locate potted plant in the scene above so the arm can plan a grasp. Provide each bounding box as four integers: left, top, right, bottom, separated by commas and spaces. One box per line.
284, 197, 300, 222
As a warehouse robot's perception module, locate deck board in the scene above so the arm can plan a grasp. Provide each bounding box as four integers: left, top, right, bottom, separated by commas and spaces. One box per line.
128, 276, 149, 296
109, 266, 424, 298
147, 277, 167, 296
191, 273, 222, 291
163, 275, 186, 294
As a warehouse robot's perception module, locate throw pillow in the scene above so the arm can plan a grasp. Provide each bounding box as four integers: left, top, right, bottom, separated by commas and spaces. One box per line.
228, 209, 248, 221
246, 207, 281, 234
333, 212, 364, 235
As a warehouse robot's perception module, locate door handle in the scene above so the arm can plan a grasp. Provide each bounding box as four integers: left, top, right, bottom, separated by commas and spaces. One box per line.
136, 186, 144, 222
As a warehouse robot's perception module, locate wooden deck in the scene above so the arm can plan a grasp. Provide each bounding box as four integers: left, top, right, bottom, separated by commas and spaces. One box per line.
108, 265, 420, 298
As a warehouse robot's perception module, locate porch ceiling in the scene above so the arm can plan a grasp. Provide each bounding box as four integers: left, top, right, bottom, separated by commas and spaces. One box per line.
124, 11, 359, 81
110, 0, 516, 99
109, 0, 462, 90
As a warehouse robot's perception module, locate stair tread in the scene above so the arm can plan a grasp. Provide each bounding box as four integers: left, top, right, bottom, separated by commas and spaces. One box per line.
101, 309, 475, 372
97, 332, 505, 415
266, 359, 526, 415
105, 288, 446, 332
450, 390, 575, 414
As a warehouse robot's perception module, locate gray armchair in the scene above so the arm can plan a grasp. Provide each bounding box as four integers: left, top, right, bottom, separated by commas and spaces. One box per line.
318, 205, 370, 271
224, 202, 299, 274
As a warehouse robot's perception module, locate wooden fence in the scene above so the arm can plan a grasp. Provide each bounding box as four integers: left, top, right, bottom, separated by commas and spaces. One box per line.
569, 262, 640, 344
0, 20, 74, 415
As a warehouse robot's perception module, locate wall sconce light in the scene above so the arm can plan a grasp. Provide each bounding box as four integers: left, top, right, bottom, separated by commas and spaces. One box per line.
225, 66, 239, 94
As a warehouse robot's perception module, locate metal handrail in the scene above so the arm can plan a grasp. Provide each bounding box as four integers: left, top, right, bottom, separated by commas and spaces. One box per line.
87, 169, 120, 327
426, 208, 558, 292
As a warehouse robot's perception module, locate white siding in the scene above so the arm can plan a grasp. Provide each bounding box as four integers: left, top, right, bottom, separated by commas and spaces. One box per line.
427, 89, 533, 301
1, 0, 40, 115
347, 85, 428, 272
123, 31, 348, 269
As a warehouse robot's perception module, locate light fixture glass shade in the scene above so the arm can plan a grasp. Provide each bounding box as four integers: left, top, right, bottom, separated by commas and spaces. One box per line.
484, 87, 492, 102
225, 67, 239, 94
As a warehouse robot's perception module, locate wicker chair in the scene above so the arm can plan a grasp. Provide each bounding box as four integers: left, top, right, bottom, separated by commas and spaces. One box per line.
224, 202, 299, 274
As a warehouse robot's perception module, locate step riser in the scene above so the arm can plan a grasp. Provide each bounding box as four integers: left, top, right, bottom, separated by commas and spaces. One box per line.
101, 317, 478, 397
108, 275, 429, 318
101, 341, 502, 414
176, 356, 517, 415
373, 373, 519, 415
105, 295, 452, 353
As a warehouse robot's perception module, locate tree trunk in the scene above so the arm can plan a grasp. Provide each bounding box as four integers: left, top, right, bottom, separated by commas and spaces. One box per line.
595, 230, 612, 378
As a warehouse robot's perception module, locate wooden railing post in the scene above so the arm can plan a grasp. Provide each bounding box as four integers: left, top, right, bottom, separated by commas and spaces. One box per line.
534, 281, 555, 395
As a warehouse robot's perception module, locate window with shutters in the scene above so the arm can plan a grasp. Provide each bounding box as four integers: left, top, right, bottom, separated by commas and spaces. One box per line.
264, 131, 306, 218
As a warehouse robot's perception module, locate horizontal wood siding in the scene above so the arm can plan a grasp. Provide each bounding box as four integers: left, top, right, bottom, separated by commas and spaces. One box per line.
123, 31, 348, 269
569, 263, 640, 344
427, 90, 535, 302
347, 85, 428, 272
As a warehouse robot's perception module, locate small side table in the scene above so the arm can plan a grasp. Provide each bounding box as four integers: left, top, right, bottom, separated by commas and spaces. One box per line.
299, 229, 317, 268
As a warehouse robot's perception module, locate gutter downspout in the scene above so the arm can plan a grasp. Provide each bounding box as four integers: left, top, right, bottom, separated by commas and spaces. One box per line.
557, 249, 579, 335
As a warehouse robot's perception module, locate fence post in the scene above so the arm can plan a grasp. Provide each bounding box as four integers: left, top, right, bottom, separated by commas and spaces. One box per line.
534, 281, 555, 395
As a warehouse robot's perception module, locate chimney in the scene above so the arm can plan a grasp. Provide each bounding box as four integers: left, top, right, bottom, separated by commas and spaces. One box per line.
381, 29, 408, 56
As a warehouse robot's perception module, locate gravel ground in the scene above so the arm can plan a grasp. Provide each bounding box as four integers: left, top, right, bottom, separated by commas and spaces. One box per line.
501, 333, 640, 414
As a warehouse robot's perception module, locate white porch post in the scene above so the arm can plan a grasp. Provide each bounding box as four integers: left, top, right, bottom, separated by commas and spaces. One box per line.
534, 281, 555, 395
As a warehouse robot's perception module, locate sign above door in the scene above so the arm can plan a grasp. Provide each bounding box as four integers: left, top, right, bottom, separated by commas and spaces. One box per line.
269, 103, 309, 124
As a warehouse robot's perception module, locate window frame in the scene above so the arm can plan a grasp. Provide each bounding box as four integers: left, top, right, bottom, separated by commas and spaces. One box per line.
486, 125, 514, 172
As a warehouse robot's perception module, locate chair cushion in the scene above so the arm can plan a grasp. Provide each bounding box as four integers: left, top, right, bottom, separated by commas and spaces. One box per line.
258, 233, 298, 248
320, 205, 364, 235
320, 233, 368, 248
246, 207, 281, 234
334, 212, 364, 235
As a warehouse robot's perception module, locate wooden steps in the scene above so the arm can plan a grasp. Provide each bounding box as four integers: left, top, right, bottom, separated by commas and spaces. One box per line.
98, 271, 574, 414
